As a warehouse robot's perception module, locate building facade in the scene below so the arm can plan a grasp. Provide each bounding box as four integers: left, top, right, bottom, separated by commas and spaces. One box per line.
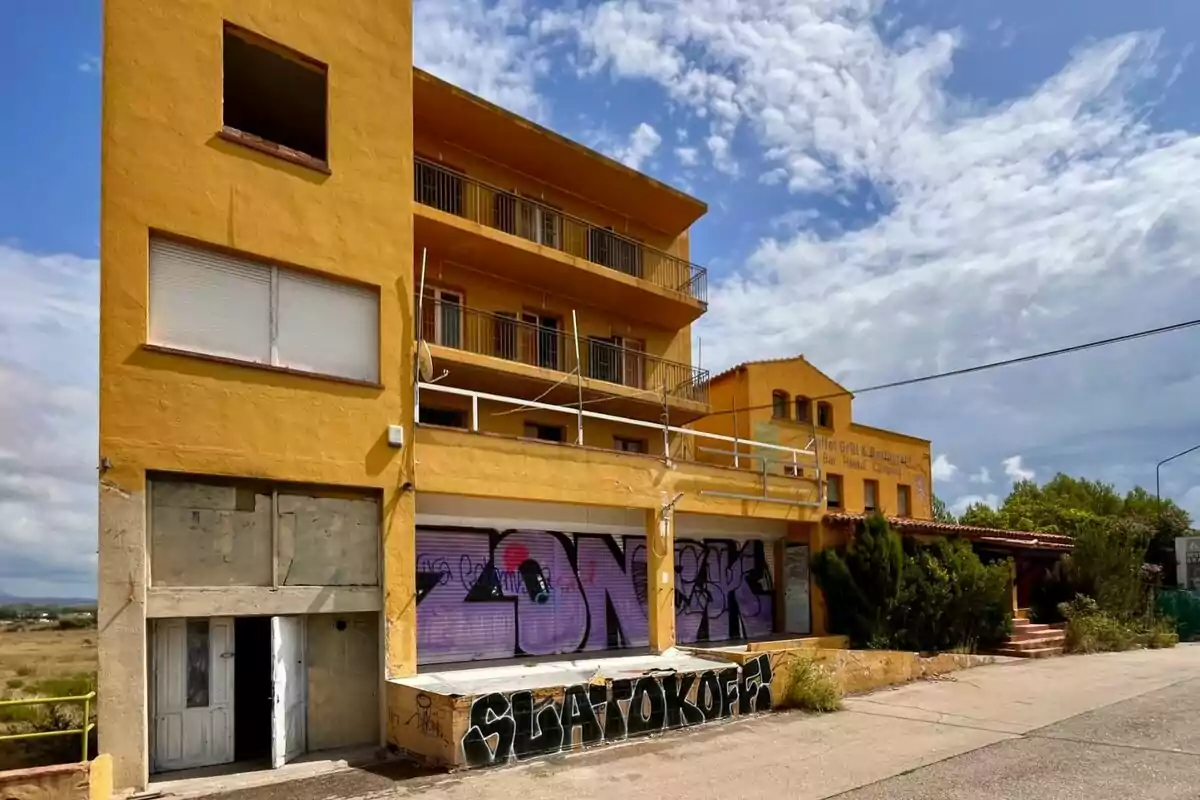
98, 1, 953, 790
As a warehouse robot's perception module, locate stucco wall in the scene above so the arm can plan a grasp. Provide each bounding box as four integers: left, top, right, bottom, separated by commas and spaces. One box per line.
0, 755, 111, 800
150, 481, 273, 586
99, 0, 414, 790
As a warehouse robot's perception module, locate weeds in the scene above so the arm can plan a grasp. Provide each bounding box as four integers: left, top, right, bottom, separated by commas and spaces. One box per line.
779, 657, 842, 713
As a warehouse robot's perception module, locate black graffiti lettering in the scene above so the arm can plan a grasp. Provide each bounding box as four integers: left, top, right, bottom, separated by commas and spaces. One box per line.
459, 655, 777, 766
718, 666, 739, 718
627, 677, 666, 735
663, 673, 703, 727
604, 679, 633, 741
511, 691, 564, 759
562, 685, 603, 747
462, 693, 515, 766
696, 671, 722, 721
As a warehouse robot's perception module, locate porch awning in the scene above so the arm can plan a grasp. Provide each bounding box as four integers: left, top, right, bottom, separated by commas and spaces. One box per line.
823, 512, 1073, 552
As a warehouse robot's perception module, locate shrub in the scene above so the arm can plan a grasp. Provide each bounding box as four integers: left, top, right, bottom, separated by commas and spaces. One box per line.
811, 512, 904, 648
779, 657, 842, 713
5, 678, 23, 691
1058, 595, 1136, 653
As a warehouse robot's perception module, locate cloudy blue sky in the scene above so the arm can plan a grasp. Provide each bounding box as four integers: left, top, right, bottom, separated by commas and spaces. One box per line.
4, 0, 1200, 597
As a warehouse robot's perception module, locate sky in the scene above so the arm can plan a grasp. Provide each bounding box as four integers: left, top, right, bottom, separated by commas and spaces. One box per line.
3, 0, 1200, 597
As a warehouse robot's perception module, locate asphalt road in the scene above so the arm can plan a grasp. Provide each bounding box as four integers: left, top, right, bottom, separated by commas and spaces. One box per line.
182, 645, 1200, 800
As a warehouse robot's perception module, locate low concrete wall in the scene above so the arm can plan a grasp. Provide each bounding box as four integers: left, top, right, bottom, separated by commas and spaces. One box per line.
386, 654, 777, 769
0, 754, 112, 800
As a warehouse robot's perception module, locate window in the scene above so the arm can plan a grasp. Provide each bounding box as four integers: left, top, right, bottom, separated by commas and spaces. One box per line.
615, 437, 647, 454
826, 474, 843, 508
587, 336, 644, 388
817, 401, 834, 428
185, 619, 210, 708
149, 237, 378, 382
223, 24, 327, 166
494, 193, 562, 249
795, 396, 812, 423
521, 313, 561, 371
420, 287, 462, 349
587, 228, 643, 277
864, 479, 880, 512
415, 160, 464, 216
784, 464, 800, 478
772, 390, 790, 419
898, 484, 912, 517
421, 407, 466, 428
524, 423, 565, 443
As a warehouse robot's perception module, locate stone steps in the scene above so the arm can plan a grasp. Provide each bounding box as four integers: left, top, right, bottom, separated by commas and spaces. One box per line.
988, 618, 1067, 659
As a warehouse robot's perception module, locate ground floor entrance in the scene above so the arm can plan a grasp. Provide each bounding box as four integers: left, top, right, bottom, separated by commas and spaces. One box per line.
150, 612, 379, 775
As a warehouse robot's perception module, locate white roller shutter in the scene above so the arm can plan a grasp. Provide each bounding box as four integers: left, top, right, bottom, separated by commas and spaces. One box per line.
276, 270, 378, 383
149, 238, 271, 364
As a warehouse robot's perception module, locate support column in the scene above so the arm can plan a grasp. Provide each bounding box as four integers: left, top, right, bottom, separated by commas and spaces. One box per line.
97, 468, 148, 791
809, 521, 831, 637
1011, 556, 1021, 617
646, 506, 676, 653
384, 485, 418, 677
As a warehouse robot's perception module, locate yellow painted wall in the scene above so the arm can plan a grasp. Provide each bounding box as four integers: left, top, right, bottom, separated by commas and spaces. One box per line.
419, 255, 691, 368
694, 359, 934, 518
99, 0, 413, 788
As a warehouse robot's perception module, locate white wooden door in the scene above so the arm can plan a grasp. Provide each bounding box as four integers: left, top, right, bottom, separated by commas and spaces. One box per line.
784, 545, 812, 635
152, 617, 235, 772
270, 616, 307, 768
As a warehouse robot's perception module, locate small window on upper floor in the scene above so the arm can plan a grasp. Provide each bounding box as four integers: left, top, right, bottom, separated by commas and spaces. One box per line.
421, 407, 466, 429
524, 422, 565, 443
223, 24, 328, 168
795, 396, 812, 423
898, 484, 912, 517
826, 474, 844, 508
615, 436, 647, 454
772, 390, 790, 419
864, 479, 880, 512
816, 401, 834, 428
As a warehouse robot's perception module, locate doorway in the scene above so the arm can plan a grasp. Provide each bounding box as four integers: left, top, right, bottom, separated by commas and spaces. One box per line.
234, 617, 271, 762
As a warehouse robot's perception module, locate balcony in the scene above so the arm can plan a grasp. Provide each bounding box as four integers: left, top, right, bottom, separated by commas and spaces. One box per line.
413, 158, 709, 327
419, 294, 710, 421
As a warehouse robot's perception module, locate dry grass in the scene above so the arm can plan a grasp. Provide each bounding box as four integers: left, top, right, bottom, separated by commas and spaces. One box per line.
0, 627, 97, 698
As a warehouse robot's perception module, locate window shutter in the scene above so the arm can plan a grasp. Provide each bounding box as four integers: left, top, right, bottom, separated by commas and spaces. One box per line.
276, 270, 379, 383
149, 237, 272, 363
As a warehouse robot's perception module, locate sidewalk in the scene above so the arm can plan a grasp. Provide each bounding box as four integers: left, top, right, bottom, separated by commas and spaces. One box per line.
182, 645, 1200, 800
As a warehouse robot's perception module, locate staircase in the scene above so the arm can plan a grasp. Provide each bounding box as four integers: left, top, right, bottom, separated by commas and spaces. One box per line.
991, 616, 1067, 658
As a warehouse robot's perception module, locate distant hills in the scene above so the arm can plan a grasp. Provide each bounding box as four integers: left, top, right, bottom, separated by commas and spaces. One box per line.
0, 592, 95, 607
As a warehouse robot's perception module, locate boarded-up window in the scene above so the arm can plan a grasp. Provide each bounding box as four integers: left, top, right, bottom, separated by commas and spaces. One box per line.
150, 236, 379, 383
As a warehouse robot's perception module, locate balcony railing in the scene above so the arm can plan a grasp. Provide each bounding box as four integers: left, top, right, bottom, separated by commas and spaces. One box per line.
414, 157, 708, 304
419, 295, 710, 404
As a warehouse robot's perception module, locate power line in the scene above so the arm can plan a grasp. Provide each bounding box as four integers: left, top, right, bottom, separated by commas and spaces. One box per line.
697, 315, 1200, 421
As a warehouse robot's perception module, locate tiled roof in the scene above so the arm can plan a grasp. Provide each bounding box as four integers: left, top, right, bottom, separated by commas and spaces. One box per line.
823, 512, 1074, 551
710, 355, 807, 384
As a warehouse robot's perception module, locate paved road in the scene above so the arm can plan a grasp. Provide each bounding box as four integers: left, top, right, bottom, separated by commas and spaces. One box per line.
188, 645, 1200, 800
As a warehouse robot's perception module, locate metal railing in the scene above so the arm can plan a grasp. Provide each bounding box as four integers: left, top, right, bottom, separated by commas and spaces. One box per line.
414, 157, 708, 304
0, 691, 95, 762
420, 295, 710, 404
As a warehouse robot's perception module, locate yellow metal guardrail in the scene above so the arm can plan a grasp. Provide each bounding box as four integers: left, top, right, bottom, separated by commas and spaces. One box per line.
0, 691, 95, 761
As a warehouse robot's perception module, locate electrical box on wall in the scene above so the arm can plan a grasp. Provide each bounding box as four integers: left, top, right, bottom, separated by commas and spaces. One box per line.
387, 425, 405, 448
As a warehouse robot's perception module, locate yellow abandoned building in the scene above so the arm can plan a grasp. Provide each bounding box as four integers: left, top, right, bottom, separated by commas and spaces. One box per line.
95, 0, 1062, 790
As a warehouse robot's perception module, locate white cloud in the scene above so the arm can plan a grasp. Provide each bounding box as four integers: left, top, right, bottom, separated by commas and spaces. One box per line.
706, 133, 738, 176
969, 467, 992, 485
414, 0, 547, 118
0, 245, 99, 598
951, 493, 1001, 516
675, 146, 700, 166
613, 122, 663, 169
77, 55, 100, 74
1002, 456, 1036, 482
932, 454, 958, 482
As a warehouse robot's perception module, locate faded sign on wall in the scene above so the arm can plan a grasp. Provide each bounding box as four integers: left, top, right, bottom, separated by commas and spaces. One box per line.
1176, 536, 1200, 590
461, 653, 773, 766
415, 528, 776, 664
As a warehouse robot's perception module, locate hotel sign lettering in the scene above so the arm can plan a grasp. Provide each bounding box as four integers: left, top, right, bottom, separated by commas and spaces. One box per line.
815, 437, 917, 477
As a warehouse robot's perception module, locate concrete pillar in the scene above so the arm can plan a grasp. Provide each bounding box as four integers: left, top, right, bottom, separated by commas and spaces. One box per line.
646, 506, 676, 653
383, 486, 417, 677
809, 521, 831, 637
97, 469, 149, 791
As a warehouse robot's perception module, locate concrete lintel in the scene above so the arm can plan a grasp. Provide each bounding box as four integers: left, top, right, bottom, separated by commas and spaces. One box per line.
147, 586, 382, 618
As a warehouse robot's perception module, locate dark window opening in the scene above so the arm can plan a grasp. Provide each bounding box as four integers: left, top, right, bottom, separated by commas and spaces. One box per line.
223, 25, 327, 163
415, 160, 464, 216
772, 390, 790, 419
421, 407, 466, 428
524, 423, 565, 443
233, 616, 271, 761
817, 401, 834, 428
587, 228, 643, 277
615, 437, 647, 454
795, 396, 811, 423
827, 474, 843, 509
898, 484, 912, 517
185, 619, 210, 708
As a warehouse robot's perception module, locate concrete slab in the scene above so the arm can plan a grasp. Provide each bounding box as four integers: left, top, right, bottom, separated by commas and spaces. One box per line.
392, 648, 731, 695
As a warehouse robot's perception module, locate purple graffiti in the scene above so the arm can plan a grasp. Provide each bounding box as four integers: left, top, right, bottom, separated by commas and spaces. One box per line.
416, 529, 776, 664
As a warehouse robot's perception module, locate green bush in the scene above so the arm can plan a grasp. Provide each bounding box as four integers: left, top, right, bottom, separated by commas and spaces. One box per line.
779, 657, 842, 713
812, 514, 1012, 652
1059, 595, 1136, 653
5, 678, 23, 690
